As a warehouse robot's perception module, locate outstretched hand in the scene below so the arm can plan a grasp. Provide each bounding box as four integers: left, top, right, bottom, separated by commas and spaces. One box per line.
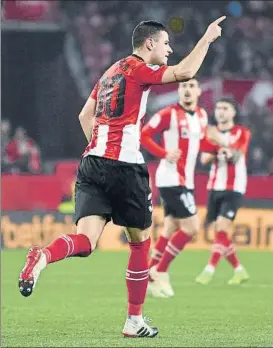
204, 16, 226, 43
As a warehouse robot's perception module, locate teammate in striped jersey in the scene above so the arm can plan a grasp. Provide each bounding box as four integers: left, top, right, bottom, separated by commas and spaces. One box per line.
141, 78, 226, 298
18, 18, 226, 337
196, 97, 251, 285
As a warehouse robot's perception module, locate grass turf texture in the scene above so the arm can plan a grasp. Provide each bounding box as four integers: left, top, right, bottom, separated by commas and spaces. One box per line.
2, 249, 273, 347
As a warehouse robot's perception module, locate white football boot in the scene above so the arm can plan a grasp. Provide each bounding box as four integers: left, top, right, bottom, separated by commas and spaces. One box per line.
149, 266, 174, 297
122, 316, 158, 338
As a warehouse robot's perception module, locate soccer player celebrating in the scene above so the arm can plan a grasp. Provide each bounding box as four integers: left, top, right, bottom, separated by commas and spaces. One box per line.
141, 77, 223, 298
196, 97, 251, 285
18, 18, 225, 337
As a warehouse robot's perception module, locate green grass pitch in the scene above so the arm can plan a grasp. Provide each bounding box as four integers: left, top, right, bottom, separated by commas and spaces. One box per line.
2, 249, 273, 347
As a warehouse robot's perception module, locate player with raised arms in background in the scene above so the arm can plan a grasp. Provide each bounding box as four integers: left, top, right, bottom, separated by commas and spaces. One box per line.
141, 77, 226, 298
18, 16, 226, 338
196, 97, 251, 285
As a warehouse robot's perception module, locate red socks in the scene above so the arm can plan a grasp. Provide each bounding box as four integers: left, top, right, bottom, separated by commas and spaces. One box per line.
156, 230, 191, 272
149, 236, 169, 269
209, 231, 229, 267
225, 243, 240, 268
43, 234, 92, 264
126, 238, 151, 316
209, 230, 240, 268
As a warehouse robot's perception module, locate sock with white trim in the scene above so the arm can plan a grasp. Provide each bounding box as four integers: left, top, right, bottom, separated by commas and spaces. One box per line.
43, 234, 92, 264
156, 230, 192, 272
149, 235, 169, 269
225, 243, 241, 269
126, 238, 151, 316
209, 230, 229, 268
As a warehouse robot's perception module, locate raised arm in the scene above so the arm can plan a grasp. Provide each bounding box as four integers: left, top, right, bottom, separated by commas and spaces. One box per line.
135, 16, 226, 85
163, 16, 226, 83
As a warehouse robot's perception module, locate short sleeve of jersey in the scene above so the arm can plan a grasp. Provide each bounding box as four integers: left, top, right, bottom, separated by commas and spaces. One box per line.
143, 107, 171, 134
90, 83, 98, 100
134, 62, 168, 85
141, 107, 172, 158
200, 137, 219, 154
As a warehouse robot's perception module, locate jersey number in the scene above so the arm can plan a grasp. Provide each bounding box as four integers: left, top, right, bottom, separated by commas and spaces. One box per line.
96, 74, 126, 118
180, 192, 196, 214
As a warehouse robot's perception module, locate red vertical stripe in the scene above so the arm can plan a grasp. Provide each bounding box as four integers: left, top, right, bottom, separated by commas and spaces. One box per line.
226, 163, 235, 190
104, 124, 121, 159
178, 140, 188, 186
83, 124, 98, 157
177, 110, 187, 186
209, 161, 218, 190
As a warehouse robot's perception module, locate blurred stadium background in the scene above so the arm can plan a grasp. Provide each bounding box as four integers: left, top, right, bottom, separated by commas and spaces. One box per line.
1, 1, 272, 347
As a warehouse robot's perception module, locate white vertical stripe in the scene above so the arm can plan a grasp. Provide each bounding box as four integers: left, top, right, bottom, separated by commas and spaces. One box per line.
213, 132, 229, 190
135, 88, 150, 153
234, 155, 247, 193
214, 159, 227, 190
163, 108, 179, 151
207, 163, 216, 189
138, 89, 151, 121
88, 125, 109, 157
184, 113, 201, 189
155, 108, 180, 187
119, 124, 144, 163
119, 89, 150, 163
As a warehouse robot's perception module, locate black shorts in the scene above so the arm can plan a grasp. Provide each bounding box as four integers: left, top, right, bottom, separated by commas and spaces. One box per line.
205, 190, 243, 224
74, 155, 152, 229
159, 186, 196, 219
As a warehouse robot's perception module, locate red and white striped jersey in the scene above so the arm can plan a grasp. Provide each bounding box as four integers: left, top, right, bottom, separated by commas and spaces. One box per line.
141, 104, 216, 189
83, 55, 168, 163
207, 125, 251, 194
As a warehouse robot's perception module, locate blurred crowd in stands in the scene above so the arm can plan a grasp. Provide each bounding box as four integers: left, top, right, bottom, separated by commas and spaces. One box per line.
62, 0, 273, 175
2, 0, 273, 175
63, 0, 273, 85
2, 0, 60, 22
246, 96, 273, 175
1, 120, 41, 174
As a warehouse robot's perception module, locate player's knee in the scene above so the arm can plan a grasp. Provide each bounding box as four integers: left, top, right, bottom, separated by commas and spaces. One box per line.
76, 215, 106, 249
162, 216, 178, 238
215, 216, 232, 232
188, 221, 200, 236
180, 216, 200, 236
125, 227, 150, 243
162, 229, 175, 238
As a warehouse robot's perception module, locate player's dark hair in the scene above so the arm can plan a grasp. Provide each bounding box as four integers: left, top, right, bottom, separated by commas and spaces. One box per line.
132, 20, 168, 49
216, 96, 240, 123
179, 75, 199, 84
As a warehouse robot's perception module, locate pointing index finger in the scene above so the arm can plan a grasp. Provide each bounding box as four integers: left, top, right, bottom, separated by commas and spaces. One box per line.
214, 16, 226, 25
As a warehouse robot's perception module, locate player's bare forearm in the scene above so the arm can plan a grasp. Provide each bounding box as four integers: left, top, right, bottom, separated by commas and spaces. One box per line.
173, 37, 210, 81
162, 37, 210, 83
201, 152, 216, 165
78, 97, 96, 142
162, 16, 226, 83
206, 126, 229, 147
